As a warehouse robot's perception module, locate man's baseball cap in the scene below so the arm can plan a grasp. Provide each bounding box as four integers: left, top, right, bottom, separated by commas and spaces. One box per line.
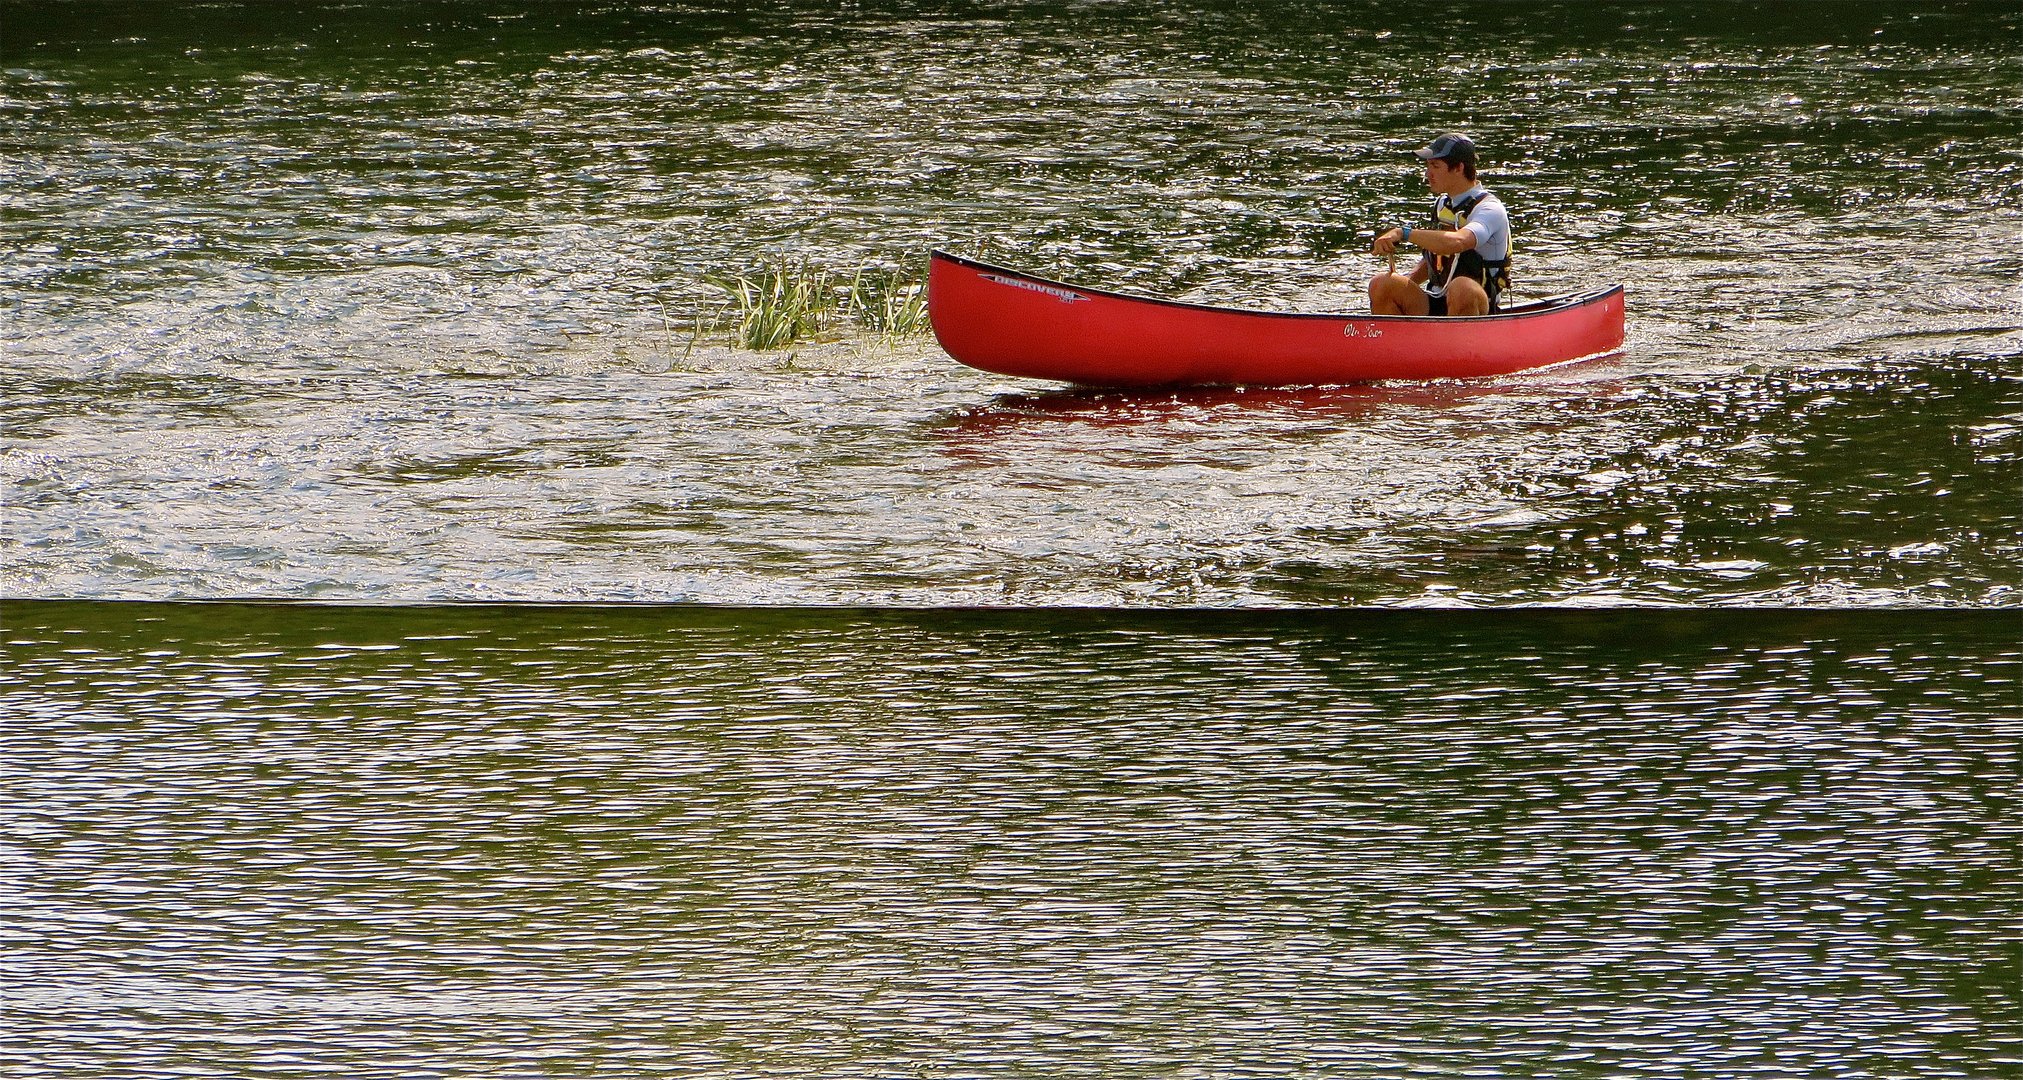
1413, 132, 1477, 165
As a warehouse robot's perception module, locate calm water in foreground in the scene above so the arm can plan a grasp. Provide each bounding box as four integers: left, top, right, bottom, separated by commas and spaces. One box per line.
4, 602, 2020, 1078
4, 2, 2022, 1076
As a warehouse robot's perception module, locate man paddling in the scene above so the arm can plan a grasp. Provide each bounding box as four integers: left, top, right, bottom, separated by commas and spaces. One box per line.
1369, 132, 1512, 316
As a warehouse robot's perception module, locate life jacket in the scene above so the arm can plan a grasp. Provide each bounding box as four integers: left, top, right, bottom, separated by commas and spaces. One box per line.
1428, 189, 1511, 311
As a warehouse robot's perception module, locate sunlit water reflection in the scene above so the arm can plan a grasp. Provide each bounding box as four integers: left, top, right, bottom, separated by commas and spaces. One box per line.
4, 602, 2019, 1077
4, 1, 2020, 605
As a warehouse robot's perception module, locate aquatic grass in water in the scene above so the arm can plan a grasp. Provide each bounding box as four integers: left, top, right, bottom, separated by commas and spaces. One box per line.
711, 258, 928, 350
844, 266, 929, 346
715, 259, 838, 351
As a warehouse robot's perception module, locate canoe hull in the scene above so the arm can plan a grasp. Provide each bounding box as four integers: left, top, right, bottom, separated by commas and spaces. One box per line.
928, 250, 1625, 387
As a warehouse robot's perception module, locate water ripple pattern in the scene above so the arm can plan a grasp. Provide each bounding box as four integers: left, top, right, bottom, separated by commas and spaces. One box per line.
4, 603, 2020, 1077
4, 1, 2021, 604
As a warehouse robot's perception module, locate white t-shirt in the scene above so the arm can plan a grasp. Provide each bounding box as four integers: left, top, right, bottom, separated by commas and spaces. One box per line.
1424, 185, 1509, 297
1447, 185, 1509, 262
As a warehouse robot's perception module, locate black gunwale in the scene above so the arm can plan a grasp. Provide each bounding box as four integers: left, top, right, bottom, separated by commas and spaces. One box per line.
930, 249, 1623, 323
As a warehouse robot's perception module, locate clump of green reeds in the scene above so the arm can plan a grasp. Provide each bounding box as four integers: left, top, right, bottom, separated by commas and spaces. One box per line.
709, 256, 928, 351
715, 259, 838, 351
842, 266, 929, 346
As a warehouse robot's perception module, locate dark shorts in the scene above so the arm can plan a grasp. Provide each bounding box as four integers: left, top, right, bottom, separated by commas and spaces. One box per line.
1422, 288, 1499, 317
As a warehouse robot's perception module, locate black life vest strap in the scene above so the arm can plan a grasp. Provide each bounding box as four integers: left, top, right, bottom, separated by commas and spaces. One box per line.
1429, 191, 1511, 309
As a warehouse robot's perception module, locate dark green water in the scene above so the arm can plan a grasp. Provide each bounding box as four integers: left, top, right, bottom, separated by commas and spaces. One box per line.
5, 601, 2020, 1077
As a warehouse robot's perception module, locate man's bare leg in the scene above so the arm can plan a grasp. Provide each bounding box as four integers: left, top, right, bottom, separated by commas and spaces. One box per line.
1368, 273, 1430, 316
1443, 277, 1490, 316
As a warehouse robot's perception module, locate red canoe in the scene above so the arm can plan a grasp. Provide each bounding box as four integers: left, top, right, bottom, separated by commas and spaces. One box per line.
928, 249, 1625, 387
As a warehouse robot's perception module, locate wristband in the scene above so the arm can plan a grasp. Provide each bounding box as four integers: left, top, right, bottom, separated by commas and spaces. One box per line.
1399, 226, 1413, 244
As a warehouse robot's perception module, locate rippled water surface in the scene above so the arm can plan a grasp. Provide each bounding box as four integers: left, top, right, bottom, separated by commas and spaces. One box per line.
5, 0, 2021, 604
5, 601, 2020, 1077
7, 7, 2022, 1075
